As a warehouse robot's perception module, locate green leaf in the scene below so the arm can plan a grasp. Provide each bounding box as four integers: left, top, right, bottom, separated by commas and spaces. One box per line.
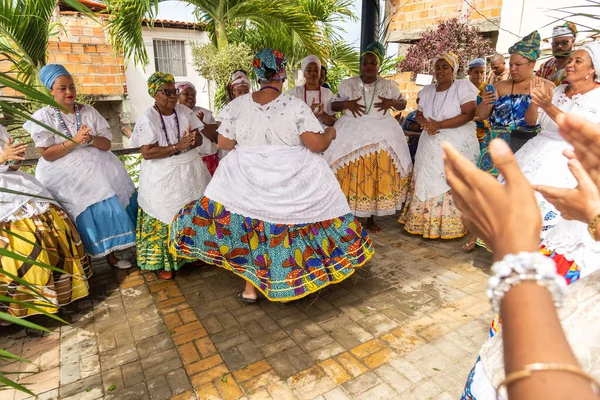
0, 247, 69, 274
433, 367, 441, 371
0, 296, 68, 324
107, 384, 117, 392
86, 386, 92, 392
0, 312, 50, 331
0, 374, 33, 396
0, 349, 29, 364
221, 376, 228, 383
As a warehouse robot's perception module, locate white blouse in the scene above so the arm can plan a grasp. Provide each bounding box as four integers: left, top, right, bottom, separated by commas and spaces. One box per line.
333, 76, 405, 118
288, 85, 336, 116
218, 93, 324, 147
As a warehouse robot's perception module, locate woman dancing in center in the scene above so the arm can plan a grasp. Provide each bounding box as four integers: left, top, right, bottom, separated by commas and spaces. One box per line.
169, 49, 373, 302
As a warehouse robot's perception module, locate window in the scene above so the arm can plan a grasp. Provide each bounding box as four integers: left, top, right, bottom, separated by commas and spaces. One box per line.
153, 39, 187, 76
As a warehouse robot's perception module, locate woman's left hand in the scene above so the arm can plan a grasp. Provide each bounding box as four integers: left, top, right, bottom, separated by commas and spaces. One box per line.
530, 76, 553, 108
374, 96, 394, 114
534, 156, 600, 224
423, 119, 441, 135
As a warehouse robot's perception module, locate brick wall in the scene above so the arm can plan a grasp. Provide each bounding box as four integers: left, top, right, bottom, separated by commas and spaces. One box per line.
390, 0, 502, 32
388, 72, 421, 116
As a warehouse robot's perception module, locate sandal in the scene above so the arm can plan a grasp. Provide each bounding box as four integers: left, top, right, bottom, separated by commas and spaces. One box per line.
461, 240, 478, 253
236, 292, 257, 304
159, 270, 174, 280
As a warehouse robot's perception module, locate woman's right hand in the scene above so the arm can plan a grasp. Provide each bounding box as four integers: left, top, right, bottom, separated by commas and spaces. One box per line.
530, 76, 553, 108
176, 128, 195, 151
325, 127, 337, 141
442, 138, 541, 259
0, 139, 27, 164
481, 90, 497, 106
345, 97, 366, 118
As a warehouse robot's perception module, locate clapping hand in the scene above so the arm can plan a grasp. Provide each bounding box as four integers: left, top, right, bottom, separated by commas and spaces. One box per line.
345, 97, 366, 118
374, 96, 394, 114
422, 118, 441, 135
311, 99, 325, 119
73, 124, 92, 145
177, 126, 195, 150
530, 76, 553, 108
1, 138, 27, 164
442, 139, 541, 257
196, 110, 205, 122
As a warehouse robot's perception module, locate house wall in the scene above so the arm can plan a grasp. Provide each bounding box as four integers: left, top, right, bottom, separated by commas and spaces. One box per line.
125, 25, 212, 124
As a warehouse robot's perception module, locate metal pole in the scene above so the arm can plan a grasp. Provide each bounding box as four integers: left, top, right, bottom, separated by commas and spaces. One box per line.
360, 0, 381, 54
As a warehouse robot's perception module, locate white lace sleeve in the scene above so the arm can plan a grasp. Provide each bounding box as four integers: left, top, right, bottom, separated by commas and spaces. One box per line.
217, 101, 237, 140
23, 108, 56, 148
333, 79, 351, 102
85, 105, 112, 140
0, 125, 9, 145
457, 80, 478, 105
130, 113, 159, 147
296, 99, 324, 135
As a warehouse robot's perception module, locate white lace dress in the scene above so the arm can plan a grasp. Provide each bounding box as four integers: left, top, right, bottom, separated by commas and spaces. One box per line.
24, 105, 137, 257
288, 85, 336, 128
501, 85, 600, 276
130, 104, 212, 225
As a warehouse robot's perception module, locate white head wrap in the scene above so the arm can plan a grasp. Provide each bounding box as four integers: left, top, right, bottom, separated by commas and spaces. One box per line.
433, 52, 459, 76
553, 26, 576, 38
301, 55, 321, 74
581, 42, 600, 83
231, 71, 250, 89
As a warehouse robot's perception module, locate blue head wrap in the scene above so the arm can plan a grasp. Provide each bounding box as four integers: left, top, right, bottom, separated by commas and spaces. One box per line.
253, 49, 287, 83
39, 64, 72, 90
468, 58, 486, 68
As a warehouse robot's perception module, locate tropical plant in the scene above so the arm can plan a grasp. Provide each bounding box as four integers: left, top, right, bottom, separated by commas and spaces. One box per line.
398, 16, 495, 78
192, 42, 254, 88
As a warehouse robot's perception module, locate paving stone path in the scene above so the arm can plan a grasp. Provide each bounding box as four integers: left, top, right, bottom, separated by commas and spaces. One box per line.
1, 216, 495, 400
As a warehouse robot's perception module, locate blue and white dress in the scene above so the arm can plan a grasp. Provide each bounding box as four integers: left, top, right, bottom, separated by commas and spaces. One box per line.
24, 104, 137, 257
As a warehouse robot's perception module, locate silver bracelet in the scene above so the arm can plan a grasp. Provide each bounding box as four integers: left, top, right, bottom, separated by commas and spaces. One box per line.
486, 252, 568, 313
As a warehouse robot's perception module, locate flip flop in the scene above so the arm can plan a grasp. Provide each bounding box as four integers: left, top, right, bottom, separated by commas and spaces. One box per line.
110, 259, 133, 269
237, 292, 257, 304
461, 241, 478, 253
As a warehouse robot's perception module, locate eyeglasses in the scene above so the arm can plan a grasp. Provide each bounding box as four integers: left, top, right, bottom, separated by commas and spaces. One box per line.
552, 40, 572, 48
158, 89, 179, 96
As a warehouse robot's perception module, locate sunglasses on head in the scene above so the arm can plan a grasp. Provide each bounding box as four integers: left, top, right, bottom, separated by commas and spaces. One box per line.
158, 89, 179, 96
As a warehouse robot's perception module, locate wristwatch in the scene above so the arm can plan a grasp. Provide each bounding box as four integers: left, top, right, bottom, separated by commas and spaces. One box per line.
588, 213, 600, 240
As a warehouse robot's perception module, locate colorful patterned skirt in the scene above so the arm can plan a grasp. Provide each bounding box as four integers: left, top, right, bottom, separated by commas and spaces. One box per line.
0, 204, 91, 318
202, 154, 220, 176
136, 208, 186, 272
399, 188, 466, 239
169, 197, 374, 301
334, 149, 410, 218
476, 127, 511, 177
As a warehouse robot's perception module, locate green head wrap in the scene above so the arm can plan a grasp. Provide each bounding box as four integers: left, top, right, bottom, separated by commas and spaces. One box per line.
361, 42, 385, 65
147, 71, 175, 97
509, 31, 541, 62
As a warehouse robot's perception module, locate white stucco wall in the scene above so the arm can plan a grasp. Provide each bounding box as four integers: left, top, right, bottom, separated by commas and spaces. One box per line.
496, 0, 599, 54
125, 25, 213, 123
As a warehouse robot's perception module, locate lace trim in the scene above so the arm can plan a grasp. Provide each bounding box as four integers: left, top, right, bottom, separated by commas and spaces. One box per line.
89, 242, 136, 259
330, 141, 410, 176
5, 201, 51, 222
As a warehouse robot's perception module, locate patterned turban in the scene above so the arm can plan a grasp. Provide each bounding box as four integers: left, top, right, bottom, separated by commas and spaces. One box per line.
175, 81, 196, 93
40, 64, 72, 90
509, 31, 541, 61
230, 71, 250, 89
553, 22, 577, 39
434, 52, 459, 75
468, 58, 486, 68
147, 71, 175, 97
361, 42, 385, 65
253, 49, 287, 83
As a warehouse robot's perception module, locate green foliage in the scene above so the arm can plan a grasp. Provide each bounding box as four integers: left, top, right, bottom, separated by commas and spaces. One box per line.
192, 42, 254, 87
326, 64, 351, 93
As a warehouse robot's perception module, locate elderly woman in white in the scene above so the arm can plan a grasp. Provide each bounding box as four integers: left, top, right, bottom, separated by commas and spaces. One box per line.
130, 72, 212, 280
24, 64, 137, 269
288, 55, 336, 127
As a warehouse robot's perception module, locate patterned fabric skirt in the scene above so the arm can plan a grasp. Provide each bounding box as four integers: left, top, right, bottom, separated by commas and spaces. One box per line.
334, 149, 410, 218
476, 127, 511, 177
0, 204, 91, 318
76, 193, 138, 258
461, 246, 581, 399
136, 208, 186, 272
399, 188, 466, 239
169, 197, 374, 301
202, 154, 220, 176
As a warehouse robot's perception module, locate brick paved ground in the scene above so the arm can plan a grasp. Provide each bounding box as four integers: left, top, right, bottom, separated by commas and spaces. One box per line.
1, 216, 494, 400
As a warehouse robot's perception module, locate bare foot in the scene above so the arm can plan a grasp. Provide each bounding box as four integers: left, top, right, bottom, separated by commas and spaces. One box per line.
366, 217, 382, 234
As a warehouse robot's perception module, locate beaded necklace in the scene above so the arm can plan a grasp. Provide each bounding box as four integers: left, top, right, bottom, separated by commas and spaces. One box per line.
153, 104, 181, 146
53, 103, 82, 139
303, 85, 322, 106
362, 78, 378, 114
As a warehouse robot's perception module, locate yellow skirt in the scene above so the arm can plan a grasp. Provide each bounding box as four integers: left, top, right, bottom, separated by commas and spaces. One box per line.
399, 187, 466, 239
0, 204, 91, 318
334, 149, 410, 217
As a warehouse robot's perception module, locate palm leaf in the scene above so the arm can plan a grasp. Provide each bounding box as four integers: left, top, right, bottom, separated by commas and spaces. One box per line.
0, 349, 29, 364
0, 374, 33, 396
0, 312, 50, 332
0, 296, 68, 323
